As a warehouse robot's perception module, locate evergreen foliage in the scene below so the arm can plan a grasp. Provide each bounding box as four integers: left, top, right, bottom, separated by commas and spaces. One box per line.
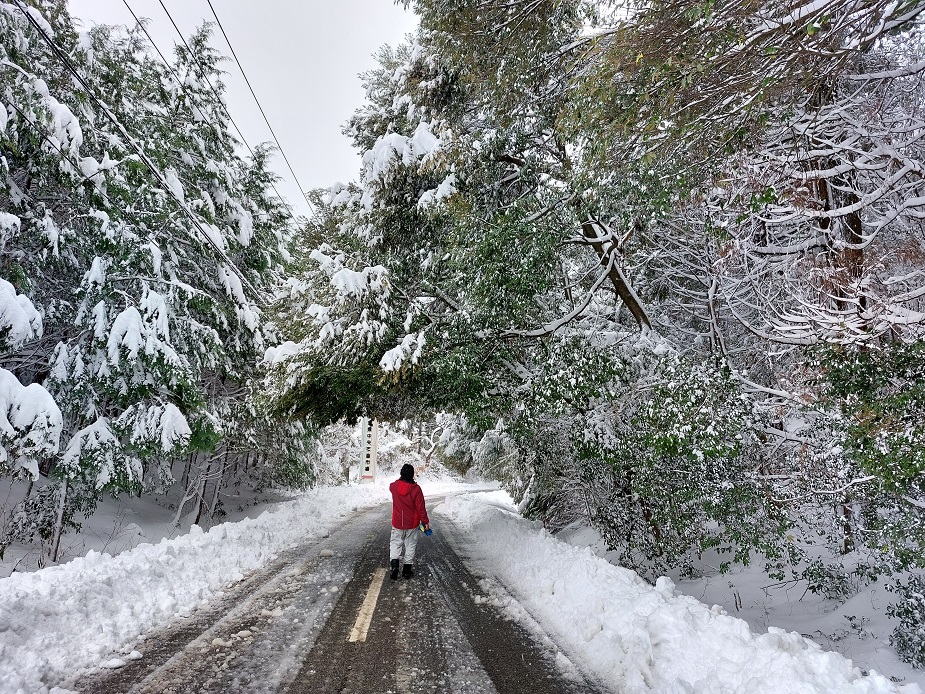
268, 0, 925, 663
0, 0, 311, 558
888, 574, 925, 669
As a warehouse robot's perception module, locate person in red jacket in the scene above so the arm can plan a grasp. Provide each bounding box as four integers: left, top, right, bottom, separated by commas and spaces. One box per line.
389, 463, 430, 579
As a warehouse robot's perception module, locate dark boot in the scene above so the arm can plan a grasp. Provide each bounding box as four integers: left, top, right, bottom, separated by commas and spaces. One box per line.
402, 563, 414, 579
390, 559, 399, 580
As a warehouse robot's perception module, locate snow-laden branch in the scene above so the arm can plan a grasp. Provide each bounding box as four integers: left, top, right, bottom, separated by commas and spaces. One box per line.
773, 476, 877, 505
502, 254, 615, 338
0, 277, 42, 351
0, 367, 62, 478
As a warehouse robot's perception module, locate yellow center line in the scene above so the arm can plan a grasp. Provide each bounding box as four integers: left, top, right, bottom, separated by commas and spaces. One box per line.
348, 568, 387, 643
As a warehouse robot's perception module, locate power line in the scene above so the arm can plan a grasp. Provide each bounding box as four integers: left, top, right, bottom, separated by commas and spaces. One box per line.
11, 0, 267, 306
121, 0, 297, 218
121, 0, 174, 77
152, 2, 251, 158
204, 0, 315, 214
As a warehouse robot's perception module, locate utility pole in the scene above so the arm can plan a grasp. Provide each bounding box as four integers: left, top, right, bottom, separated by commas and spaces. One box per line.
358, 418, 378, 483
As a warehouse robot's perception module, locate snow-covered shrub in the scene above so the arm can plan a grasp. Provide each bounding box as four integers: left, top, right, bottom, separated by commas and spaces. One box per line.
0, 481, 93, 560
822, 343, 925, 493
802, 559, 867, 601
594, 356, 788, 577
374, 426, 415, 474
815, 343, 925, 568
433, 413, 480, 475
251, 421, 317, 490
314, 422, 357, 486
472, 423, 524, 496
887, 575, 925, 668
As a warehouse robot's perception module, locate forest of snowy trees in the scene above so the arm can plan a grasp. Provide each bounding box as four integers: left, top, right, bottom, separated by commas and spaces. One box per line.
0, 0, 317, 564
3, 0, 925, 669
266, 0, 925, 666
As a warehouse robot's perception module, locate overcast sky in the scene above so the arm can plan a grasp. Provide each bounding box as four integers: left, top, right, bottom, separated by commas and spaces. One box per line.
66, 1, 419, 217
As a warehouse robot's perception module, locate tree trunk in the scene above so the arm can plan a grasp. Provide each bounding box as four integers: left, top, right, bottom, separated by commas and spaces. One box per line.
208, 452, 229, 519
50, 481, 67, 563
579, 218, 651, 329
808, 80, 865, 317
181, 452, 194, 490
841, 499, 854, 554
172, 481, 197, 527
193, 455, 211, 527
193, 478, 207, 527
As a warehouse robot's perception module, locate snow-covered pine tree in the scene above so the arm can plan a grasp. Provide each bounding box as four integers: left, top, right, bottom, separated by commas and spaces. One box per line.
1, 1, 306, 558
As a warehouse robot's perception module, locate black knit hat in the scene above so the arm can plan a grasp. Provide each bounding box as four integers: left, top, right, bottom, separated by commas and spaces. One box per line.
400, 464, 415, 481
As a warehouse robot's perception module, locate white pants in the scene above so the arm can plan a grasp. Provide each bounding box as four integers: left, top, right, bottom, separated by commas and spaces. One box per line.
390, 527, 419, 563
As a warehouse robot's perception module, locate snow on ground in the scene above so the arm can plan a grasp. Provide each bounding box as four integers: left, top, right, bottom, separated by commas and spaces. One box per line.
557, 521, 925, 690
2, 482, 326, 575
436, 491, 923, 694
0, 477, 473, 694
668, 551, 924, 690
3, 479, 923, 694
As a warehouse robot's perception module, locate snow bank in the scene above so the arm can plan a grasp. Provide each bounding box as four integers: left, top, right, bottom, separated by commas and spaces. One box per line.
436, 492, 920, 694
0, 484, 389, 694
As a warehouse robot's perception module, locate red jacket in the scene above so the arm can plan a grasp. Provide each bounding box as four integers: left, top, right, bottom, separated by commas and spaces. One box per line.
390, 479, 429, 530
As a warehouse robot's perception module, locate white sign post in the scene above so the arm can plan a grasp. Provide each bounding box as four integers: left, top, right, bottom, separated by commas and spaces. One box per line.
359, 417, 378, 483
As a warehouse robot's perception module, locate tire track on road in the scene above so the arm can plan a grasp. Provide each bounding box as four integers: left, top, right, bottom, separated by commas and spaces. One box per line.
289, 503, 607, 694
71, 496, 612, 694
70, 505, 385, 693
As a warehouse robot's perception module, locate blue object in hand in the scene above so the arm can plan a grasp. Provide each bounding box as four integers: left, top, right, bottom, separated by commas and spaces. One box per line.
419, 521, 433, 536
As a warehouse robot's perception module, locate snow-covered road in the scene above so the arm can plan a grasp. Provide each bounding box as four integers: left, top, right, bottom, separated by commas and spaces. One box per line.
68, 530, 353, 693
69, 501, 604, 693
288, 503, 604, 693
1, 483, 920, 693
